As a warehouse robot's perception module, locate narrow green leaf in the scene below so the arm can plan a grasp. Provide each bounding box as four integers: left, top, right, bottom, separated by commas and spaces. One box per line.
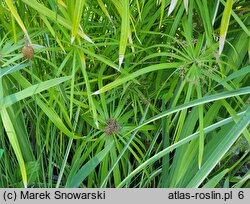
1, 108, 27, 188
9, 72, 82, 139
97, 0, 115, 29
119, 0, 130, 68
219, 0, 233, 55
125, 86, 250, 135
233, 171, 250, 188
79, 51, 99, 129
0, 64, 29, 78
1, 76, 71, 109
187, 105, 250, 187
117, 111, 246, 187
67, 141, 114, 187
56, 106, 81, 188
100, 104, 150, 187
159, 0, 166, 28
22, 0, 92, 43
219, 65, 250, 83
248, 37, 250, 62
222, 100, 250, 143
79, 47, 119, 71
0, 149, 3, 159
196, 83, 204, 169
93, 62, 182, 94
135, 0, 142, 21
202, 169, 229, 188
36, 98, 83, 139
195, 0, 213, 46
220, 0, 250, 36
4, 0, 31, 43
71, 0, 85, 43
69, 54, 76, 121
39, 14, 65, 52
212, 0, 220, 26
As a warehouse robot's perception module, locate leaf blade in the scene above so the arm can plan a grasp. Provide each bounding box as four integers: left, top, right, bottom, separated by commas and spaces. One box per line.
219, 0, 233, 55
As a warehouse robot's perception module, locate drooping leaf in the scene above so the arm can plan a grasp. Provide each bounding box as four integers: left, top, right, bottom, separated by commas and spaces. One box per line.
0, 76, 71, 109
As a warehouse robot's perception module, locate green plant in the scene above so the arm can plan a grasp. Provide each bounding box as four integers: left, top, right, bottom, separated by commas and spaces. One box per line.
0, 0, 249, 188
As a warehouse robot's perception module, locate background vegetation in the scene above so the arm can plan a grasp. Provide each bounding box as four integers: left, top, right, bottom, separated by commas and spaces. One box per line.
0, 0, 249, 188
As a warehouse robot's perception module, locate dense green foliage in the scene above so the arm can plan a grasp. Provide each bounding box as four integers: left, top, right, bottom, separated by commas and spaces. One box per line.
0, 0, 249, 188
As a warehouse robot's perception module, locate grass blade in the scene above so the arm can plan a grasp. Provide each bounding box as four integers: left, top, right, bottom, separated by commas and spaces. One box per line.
187, 105, 250, 187
119, 0, 130, 68
78, 51, 99, 129
93, 62, 182, 94
1, 108, 27, 188
0, 64, 29, 78
0, 149, 3, 159
119, 0, 129, 69
117, 111, 245, 187
36, 98, 83, 140
4, 0, 30, 43
97, 0, 115, 29
22, 0, 92, 43
100, 104, 150, 187
202, 169, 229, 188
125, 87, 250, 135
248, 37, 250, 62
1, 76, 71, 109
66, 140, 114, 187
159, 0, 166, 28
71, 0, 85, 43
219, 0, 233, 55
196, 83, 204, 169
9, 72, 83, 140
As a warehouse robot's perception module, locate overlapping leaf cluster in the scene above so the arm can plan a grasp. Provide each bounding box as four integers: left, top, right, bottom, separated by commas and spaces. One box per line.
0, 0, 249, 188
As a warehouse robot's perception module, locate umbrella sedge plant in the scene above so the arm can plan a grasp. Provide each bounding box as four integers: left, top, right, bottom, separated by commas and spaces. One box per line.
0, 0, 249, 188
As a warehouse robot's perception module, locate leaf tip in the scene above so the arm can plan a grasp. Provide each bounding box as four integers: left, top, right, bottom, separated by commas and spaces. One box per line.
95, 121, 99, 129
167, 10, 172, 17
184, 0, 188, 13
70, 36, 75, 44
218, 36, 225, 55
92, 90, 100, 95
119, 55, 124, 69
168, 0, 178, 16
83, 35, 94, 44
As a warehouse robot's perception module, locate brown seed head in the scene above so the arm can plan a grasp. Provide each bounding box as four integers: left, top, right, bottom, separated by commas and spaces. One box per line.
104, 119, 120, 135
21, 45, 34, 59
